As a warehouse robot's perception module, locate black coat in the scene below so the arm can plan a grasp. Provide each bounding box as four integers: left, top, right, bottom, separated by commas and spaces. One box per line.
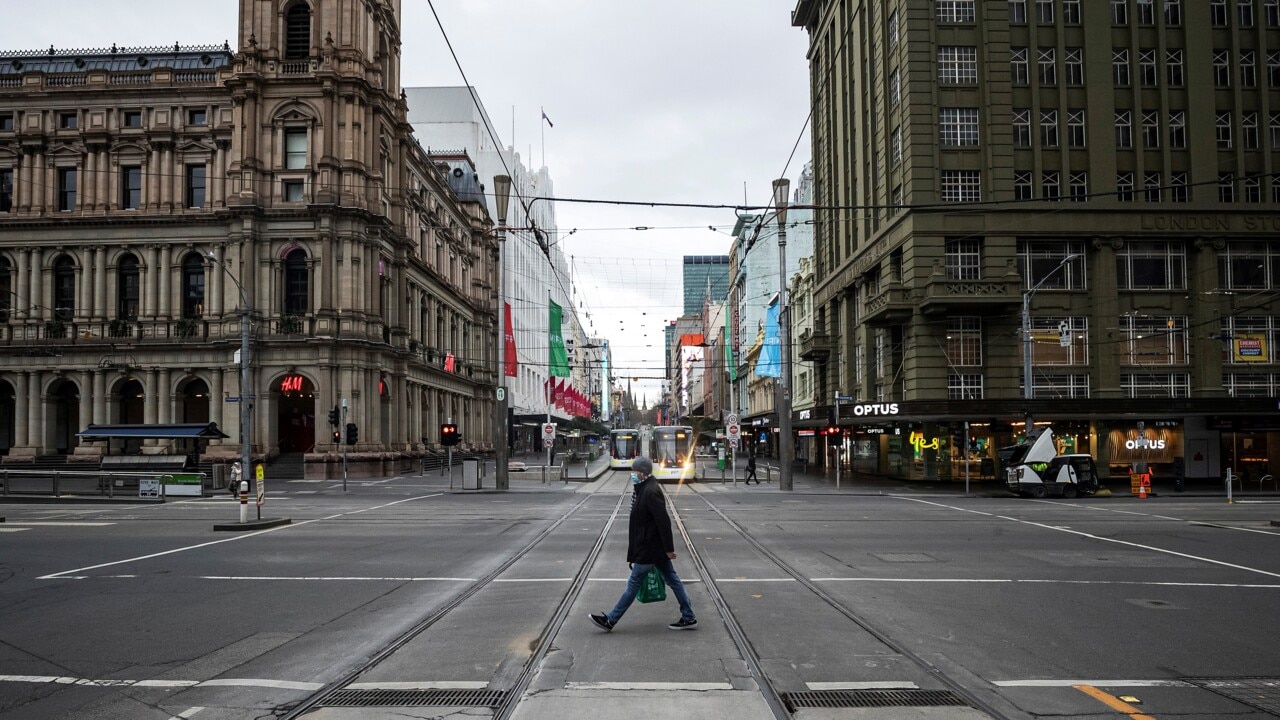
627, 476, 674, 564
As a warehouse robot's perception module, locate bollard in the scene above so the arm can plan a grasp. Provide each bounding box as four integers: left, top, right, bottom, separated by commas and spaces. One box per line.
1226, 468, 1234, 504
239, 480, 249, 523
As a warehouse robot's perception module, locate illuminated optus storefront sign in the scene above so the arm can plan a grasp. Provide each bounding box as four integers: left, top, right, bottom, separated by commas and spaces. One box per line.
1108, 426, 1182, 463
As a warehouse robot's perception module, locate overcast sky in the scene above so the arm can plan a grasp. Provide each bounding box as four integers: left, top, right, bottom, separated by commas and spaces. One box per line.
0, 1, 812, 408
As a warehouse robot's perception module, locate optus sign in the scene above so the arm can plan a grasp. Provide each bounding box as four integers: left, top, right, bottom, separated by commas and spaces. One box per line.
850, 403, 900, 417
1125, 437, 1167, 450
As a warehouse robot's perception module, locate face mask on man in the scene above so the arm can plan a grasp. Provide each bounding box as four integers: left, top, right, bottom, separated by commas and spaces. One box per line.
630, 472, 642, 484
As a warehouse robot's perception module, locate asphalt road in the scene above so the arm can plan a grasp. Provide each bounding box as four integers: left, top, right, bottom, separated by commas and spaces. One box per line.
1, 471, 1278, 719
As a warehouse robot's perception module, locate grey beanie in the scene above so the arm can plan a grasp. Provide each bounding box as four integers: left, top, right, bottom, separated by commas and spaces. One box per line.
631, 456, 653, 476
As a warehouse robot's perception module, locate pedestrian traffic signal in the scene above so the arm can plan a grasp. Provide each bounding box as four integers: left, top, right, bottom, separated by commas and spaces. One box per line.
345, 422, 358, 445
440, 423, 460, 446
328, 405, 339, 426
332, 430, 341, 444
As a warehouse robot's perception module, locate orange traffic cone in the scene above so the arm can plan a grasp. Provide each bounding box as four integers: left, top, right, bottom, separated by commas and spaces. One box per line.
1138, 483, 1147, 499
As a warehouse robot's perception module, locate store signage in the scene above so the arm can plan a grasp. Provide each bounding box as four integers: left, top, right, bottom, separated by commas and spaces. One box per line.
1125, 437, 1167, 450
909, 431, 940, 452
280, 375, 305, 393
851, 403, 900, 417
1233, 333, 1268, 363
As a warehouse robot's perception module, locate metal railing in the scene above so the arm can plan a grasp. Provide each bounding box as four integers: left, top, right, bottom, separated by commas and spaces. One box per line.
0, 469, 204, 498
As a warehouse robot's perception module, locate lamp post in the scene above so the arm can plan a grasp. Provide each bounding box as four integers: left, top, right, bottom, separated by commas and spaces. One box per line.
1022, 253, 1081, 432
493, 175, 512, 491
206, 251, 252, 491
772, 178, 793, 491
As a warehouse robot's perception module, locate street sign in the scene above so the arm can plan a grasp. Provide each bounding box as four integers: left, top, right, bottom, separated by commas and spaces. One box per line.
541, 423, 556, 442
834, 393, 855, 402
496, 387, 505, 401
728, 437, 740, 450
225, 397, 240, 403
255, 464, 266, 507
726, 423, 741, 440
726, 412, 739, 426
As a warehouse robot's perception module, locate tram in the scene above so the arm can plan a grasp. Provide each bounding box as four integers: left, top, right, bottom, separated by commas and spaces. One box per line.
649, 425, 697, 482
609, 429, 641, 469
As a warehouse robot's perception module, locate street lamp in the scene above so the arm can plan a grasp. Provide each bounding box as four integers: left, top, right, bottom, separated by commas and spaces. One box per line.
1022, 253, 1081, 431
206, 251, 252, 490
493, 175, 512, 491
772, 177, 793, 492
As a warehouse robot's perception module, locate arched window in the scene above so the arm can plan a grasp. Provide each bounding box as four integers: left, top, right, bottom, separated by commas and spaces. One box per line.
284, 3, 312, 60
283, 249, 308, 316
117, 254, 140, 319
53, 256, 75, 320
181, 253, 205, 318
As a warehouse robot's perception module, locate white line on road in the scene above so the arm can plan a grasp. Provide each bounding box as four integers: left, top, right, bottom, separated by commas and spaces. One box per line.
0, 528, 29, 533
198, 576, 476, 582
565, 682, 735, 691
2, 522, 115, 526
807, 681, 920, 690
196, 678, 323, 690
993, 679, 1190, 687
902, 497, 1280, 580
171, 709, 203, 719
37, 494, 445, 580
1031, 499, 1280, 535
346, 681, 489, 690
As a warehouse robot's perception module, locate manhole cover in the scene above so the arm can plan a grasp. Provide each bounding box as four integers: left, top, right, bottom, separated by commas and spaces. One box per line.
873, 553, 937, 563
321, 688, 507, 708
1184, 677, 1280, 715
783, 689, 966, 709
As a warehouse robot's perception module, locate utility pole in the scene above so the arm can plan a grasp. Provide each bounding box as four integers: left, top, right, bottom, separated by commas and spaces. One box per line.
773, 178, 793, 491
493, 175, 511, 491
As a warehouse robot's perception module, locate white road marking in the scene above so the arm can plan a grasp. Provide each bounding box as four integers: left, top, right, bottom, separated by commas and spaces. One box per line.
566, 681, 734, 691
807, 681, 919, 690
0, 528, 29, 533
1031, 500, 1280, 535
994, 679, 1190, 687
2, 522, 114, 527
199, 576, 475, 582
172, 709, 204, 719
37, 494, 445, 580
814, 578, 1280, 588
902, 497, 1280, 580
346, 681, 489, 690
196, 678, 322, 690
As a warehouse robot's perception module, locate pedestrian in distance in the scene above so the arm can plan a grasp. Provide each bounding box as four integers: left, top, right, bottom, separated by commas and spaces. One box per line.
228, 461, 243, 497
589, 456, 697, 632
745, 455, 758, 484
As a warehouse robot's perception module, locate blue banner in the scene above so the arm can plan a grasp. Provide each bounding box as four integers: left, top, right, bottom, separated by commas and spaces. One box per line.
756, 303, 781, 378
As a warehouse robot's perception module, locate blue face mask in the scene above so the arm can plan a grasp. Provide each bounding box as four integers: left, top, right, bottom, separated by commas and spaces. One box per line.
630, 472, 642, 484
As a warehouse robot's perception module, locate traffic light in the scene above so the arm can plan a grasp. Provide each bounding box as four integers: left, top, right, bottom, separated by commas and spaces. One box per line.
345, 422, 358, 445
440, 423, 460, 446
332, 429, 341, 444
826, 425, 841, 442
327, 405, 339, 427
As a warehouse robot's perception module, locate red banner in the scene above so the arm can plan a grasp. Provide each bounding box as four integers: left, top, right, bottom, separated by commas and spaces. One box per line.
554, 380, 565, 410
503, 302, 517, 378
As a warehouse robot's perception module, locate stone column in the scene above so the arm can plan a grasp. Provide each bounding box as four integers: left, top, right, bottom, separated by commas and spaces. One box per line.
29, 249, 42, 321
93, 246, 107, 322
15, 248, 28, 320
14, 372, 28, 448
144, 368, 158, 426
158, 245, 172, 320
29, 372, 42, 454
83, 151, 97, 211
92, 370, 106, 425
160, 144, 172, 210
210, 368, 224, 443
97, 146, 109, 212
158, 367, 171, 424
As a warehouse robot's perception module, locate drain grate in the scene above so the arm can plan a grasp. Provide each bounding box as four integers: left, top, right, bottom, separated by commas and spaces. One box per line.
321, 688, 507, 708
1184, 677, 1280, 715
782, 689, 967, 710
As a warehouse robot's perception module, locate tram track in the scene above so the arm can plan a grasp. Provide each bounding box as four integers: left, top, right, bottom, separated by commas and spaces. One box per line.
672, 492, 1018, 720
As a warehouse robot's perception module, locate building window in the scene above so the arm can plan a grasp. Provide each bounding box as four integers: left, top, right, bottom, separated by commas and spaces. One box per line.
941, 170, 981, 202
1113, 49, 1130, 86
1219, 243, 1278, 288
937, 0, 976, 22
1067, 109, 1086, 147
282, 179, 305, 202
1243, 112, 1260, 149
0, 113, 13, 131
285, 2, 312, 60
117, 253, 140, 321
1272, 113, 1280, 148
948, 374, 985, 400
1014, 171, 1033, 200
1241, 0, 1256, 25
0, 168, 12, 212
1245, 176, 1262, 202
1117, 172, 1135, 201
121, 166, 141, 209
1013, 109, 1031, 147
1214, 50, 1231, 87
187, 109, 206, 126
889, 69, 900, 106
940, 107, 980, 146
1040, 109, 1059, 147
283, 249, 308, 316
122, 111, 142, 128
1217, 112, 1233, 149
1144, 171, 1162, 202
891, 127, 902, 164
1063, 0, 1081, 23
0, 258, 9, 322
1116, 110, 1133, 148
1211, 0, 1229, 24
1220, 173, 1236, 202
185, 164, 206, 208
1009, 0, 1027, 23
1064, 48, 1083, 85
59, 113, 77, 130
1136, 0, 1156, 23
57, 167, 76, 211
284, 128, 308, 169
1142, 111, 1160, 148
1269, 52, 1280, 86
1116, 241, 1186, 290
1169, 111, 1186, 148
1225, 373, 1278, 396
1112, 0, 1128, 24
1042, 171, 1061, 200
1166, 49, 1184, 86
1030, 317, 1089, 366
1123, 373, 1190, 398
1032, 374, 1091, 399
888, 11, 899, 47
1069, 172, 1088, 201
1036, 0, 1054, 23
938, 46, 978, 84
182, 253, 205, 319
1018, 241, 1087, 290
1038, 48, 1056, 85
1170, 172, 1189, 202
1165, 0, 1183, 24
1120, 316, 1188, 365
53, 257, 75, 320
1011, 47, 1029, 86
945, 239, 982, 280
1241, 50, 1257, 88
1268, 0, 1280, 25
1138, 49, 1157, 86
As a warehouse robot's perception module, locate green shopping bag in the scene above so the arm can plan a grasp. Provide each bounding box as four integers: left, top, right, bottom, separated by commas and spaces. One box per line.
636, 568, 667, 603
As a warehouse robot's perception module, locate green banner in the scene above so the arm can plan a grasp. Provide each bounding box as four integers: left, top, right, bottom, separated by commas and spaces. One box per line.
549, 298, 570, 377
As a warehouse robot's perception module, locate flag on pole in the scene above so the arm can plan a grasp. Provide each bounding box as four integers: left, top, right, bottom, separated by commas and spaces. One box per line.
503, 302, 518, 378
757, 303, 782, 378
548, 298, 570, 377
541, 108, 553, 128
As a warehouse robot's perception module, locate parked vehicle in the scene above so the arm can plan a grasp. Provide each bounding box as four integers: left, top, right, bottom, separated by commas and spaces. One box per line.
1004, 428, 1102, 498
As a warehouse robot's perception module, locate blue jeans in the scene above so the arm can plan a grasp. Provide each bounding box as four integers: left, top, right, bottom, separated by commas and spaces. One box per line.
607, 558, 695, 625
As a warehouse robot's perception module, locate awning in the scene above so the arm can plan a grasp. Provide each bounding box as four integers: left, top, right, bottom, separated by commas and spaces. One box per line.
77, 423, 230, 440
